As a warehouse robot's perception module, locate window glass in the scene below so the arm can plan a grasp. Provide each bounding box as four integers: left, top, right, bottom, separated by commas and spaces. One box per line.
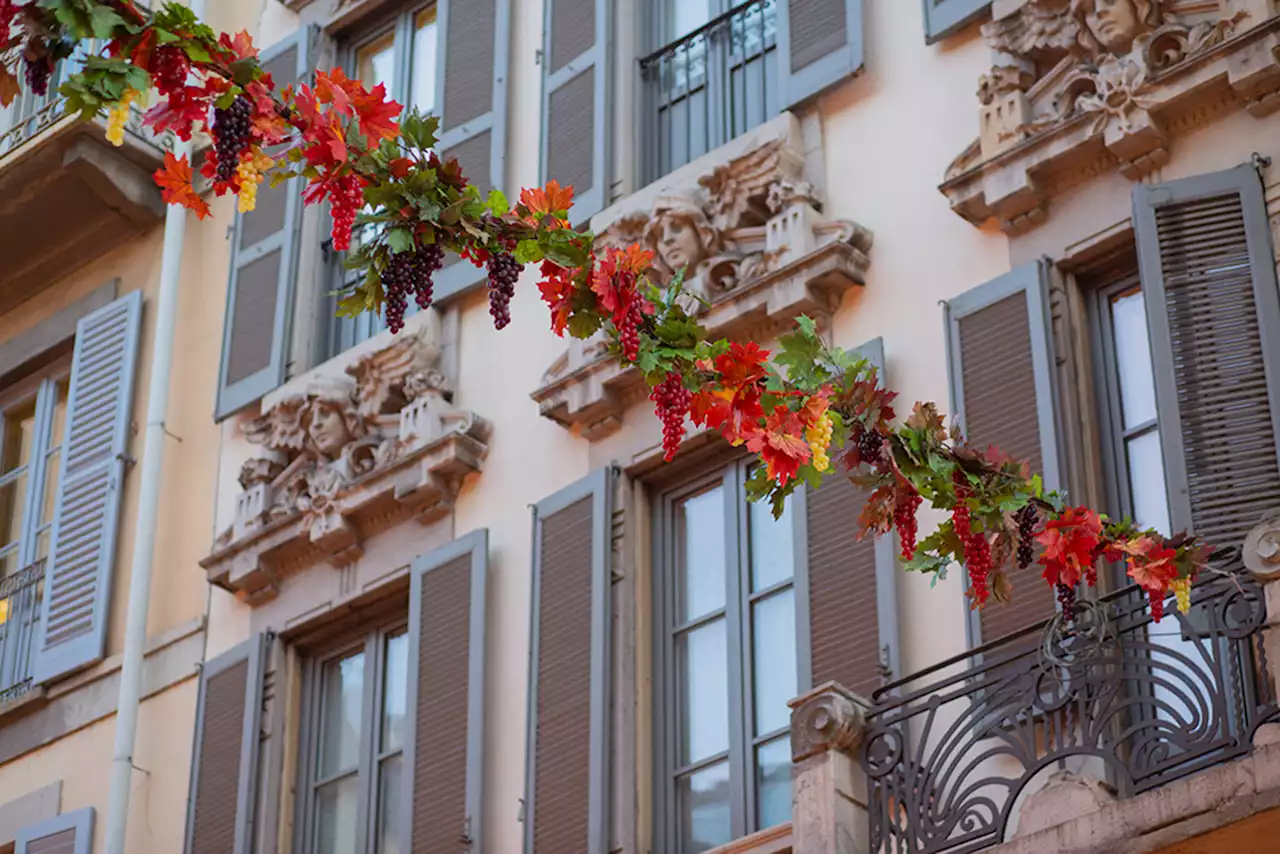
678, 760, 731, 854
1127, 430, 1170, 536
751, 588, 795, 735
678, 619, 729, 764
678, 486, 726, 622
381, 631, 408, 752
315, 776, 360, 854
356, 30, 396, 91
1111, 289, 1157, 428
754, 736, 790, 829
376, 753, 403, 854
409, 7, 438, 114
748, 495, 792, 591
666, 0, 712, 42
0, 475, 25, 552
319, 650, 365, 778
1, 398, 35, 475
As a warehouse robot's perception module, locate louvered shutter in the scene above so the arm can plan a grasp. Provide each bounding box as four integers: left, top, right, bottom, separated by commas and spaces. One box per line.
1134, 165, 1280, 555
946, 261, 1062, 644
214, 29, 312, 420
15, 806, 93, 854
31, 290, 142, 684
802, 338, 899, 700
777, 0, 864, 109
524, 468, 614, 854
540, 0, 610, 222
403, 530, 488, 851
922, 0, 990, 43
434, 0, 512, 301
183, 634, 268, 854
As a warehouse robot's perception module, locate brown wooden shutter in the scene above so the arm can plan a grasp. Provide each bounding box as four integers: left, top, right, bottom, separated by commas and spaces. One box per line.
523, 468, 614, 854
946, 261, 1062, 644
1134, 164, 1280, 554
803, 338, 899, 700
922, 0, 990, 43
403, 529, 488, 851
540, 0, 610, 221
183, 634, 267, 854
14, 807, 93, 854
778, 0, 864, 109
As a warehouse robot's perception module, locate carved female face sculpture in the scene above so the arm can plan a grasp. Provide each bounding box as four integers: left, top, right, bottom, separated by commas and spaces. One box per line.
1082, 0, 1154, 55
657, 215, 707, 273
306, 400, 354, 459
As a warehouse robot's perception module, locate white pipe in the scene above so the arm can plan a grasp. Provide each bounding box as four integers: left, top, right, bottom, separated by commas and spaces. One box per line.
104, 2, 204, 848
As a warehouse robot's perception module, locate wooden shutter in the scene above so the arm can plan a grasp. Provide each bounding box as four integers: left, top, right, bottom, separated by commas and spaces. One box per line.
777, 0, 864, 109
434, 0, 512, 301
946, 261, 1062, 644
15, 806, 93, 854
214, 29, 311, 420
921, 0, 990, 44
523, 468, 614, 854
540, 0, 610, 222
802, 338, 899, 700
1134, 165, 1280, 554
403, 529, 488, 851
31, 290, 142, 684
183, 634, 268, 854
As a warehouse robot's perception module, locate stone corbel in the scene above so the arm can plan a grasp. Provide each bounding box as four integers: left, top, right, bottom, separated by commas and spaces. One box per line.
1245, 510, 1280, 579
789, 683, 870, 854
1102, 108, 1170, 180
1228, 28, 1280, 116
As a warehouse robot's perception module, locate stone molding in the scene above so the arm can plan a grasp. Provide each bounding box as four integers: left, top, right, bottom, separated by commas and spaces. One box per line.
790, 682, 867, 763
943, 1, 1280, 235
533, 136, 872, 440
201, 313, 490, 602
1245, 509, 1280, 578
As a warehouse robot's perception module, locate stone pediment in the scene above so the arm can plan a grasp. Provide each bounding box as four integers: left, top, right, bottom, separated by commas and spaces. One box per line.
533, 137, 873, 440
943, 0, 1280, 234
201, 311, 490, 603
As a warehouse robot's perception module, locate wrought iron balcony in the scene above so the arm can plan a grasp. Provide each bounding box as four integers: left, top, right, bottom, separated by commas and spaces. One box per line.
639, 0, 780, 185
0, 559, 45, 706
859, 568, 1275, 853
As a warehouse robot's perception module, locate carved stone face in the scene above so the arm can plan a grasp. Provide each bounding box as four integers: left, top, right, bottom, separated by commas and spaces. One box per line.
307, 401, 353, 458
1085, 0, 1147, 54
656, 215, 707, 273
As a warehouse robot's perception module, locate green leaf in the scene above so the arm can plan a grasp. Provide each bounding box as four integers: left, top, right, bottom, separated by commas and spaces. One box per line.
795, 314, 818, 338
567, 311, 603, 339
514, 239, 544, 265
87, 4, 125, 38
387, 228, 415, 254
486, 189, 509, 215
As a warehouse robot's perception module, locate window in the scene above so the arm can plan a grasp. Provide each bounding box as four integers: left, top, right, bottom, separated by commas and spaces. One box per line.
300, 623, 409, 854
327, 5, 439, 357
640, 0, 779, 184
654, 459, 804, 853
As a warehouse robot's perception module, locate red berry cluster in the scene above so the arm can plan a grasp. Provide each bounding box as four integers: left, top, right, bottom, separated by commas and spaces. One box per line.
1056, 582, 1077, 622
894, 488, 923, 561
617, 301, 644, 362
330, 174, 363, 251
24, 52, 52, 97
953, 473, 991, 605
1015, 504, 1038, 569
486, 252, 521, 329
212, 95, 252, 184
151, 46, 190, 97
1148, 587, 1165, 622
651, 372, 692, 462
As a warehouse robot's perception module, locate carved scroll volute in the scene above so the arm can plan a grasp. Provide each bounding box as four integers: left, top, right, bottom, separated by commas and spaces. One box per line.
790, 682, 867, 763
1245, 511, 1280, 580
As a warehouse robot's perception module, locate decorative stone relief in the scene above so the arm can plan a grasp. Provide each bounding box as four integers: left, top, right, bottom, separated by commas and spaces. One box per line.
944, 1, 1280, 234
790, 682, 867, 763
533, 137, 873, 440
201, 320, 490, 603
1245, 509, 1280, 578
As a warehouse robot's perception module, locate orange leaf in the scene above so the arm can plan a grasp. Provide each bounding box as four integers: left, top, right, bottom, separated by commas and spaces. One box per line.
745, 405, 811, 485
153, 153, 210, 219
218, 30, 259, 62
352, 82, 401, 142
520, 180, 575, 225
0, 66, 19, 108
389, 157, 414, 179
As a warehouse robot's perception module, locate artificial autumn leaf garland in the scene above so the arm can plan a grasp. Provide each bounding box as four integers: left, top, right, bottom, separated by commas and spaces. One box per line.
0, 0, 1218, 620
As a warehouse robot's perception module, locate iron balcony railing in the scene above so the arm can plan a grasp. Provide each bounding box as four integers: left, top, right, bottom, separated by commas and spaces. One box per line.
0, 559, 45, 705
860, 567, 1276, 854
639, 0, 780, 185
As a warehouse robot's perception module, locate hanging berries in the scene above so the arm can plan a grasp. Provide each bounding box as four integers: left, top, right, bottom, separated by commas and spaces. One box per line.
151, 46, 190, 98
651, 372, 692, 462
857, 426, 884, 465
894, 488, 923, 561
1171, 577, 1191, 615
382, 243, 447, 332
1056, 582, 1077, 622
806, 412, 833, 473
1149, 587, 1165, 623
329, 174, 364, 252
486, 252, 521, 330
212, 95, 253, 185
105, 88, 139, 147
1015, 504, 1038, 569
24, 51, 52, 97
235, 150, 272, 213
411, 243, 445, 310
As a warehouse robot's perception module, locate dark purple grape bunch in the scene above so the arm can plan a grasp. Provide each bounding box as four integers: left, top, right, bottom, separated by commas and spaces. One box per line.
24, 49, 53, 97
1015, 504, 1038, 570
381, 252, 413, 334
857, 426, 884, 465
411, 243, 445, 310
1056, 582, 1077, 623
486, 252, 521, 330
212, 95, 253, 184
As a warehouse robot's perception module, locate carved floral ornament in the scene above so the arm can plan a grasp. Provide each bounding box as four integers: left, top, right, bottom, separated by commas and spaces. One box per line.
534, 138, 874, 440
943, 0, 1280, 235
201, 321, 491, 603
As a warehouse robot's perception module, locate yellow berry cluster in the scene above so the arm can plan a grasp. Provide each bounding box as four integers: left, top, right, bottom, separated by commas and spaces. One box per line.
1171, 577, 1192, 615
235, 149, 274, 213
806, 412, 833, 472
105, 88, 140, 147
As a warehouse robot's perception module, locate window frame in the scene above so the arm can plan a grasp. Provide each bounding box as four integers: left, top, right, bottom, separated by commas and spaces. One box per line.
295, 617, 409, 854
650, 455, 811, 853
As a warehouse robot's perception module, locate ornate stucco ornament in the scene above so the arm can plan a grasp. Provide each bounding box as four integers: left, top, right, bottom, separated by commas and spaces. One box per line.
533, 136, 873, 440
943, 0, 1279, 234
201, 320, 490, 603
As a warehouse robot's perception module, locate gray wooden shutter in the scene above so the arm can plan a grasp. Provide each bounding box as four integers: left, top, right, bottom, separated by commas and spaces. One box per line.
434, 0, 512, 301
183, 634, 268, 854
403, 529, 488, 852
15, 806, 93, 854
922, 0, 990, 44
801, 338, 899, 700
214, 29, 311, 420
1134, 164, 1280, 554
31, 290, 142, 684
777, 0, 864, 109
524, 468, 614, 854
540, 0, 610, 222
946, 261, 1061, 644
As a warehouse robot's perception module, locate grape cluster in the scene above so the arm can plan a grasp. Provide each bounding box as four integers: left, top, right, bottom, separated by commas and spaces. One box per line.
486, 253, 521, 330
856, 426, 883, 465
951, 474, 973, 541
235, 153, 264, 213
411, 244, 444, 309
805, 413, 833, 473
213, 95, 253, 184
151, 46, 190, 97
894, 488, 923, 561
380, 244, 447, 333
105, 88, 139, 147
1056, 582, 1076, 622
965, 531, 992, 606
1015, 504, 1038, 569
24, 54, 52, 97
1148, 588, 1165, 623
1171, 578, 1191, 615
617, 301, 644, 362
330, 174, 363, 252
651, 373, 692, 462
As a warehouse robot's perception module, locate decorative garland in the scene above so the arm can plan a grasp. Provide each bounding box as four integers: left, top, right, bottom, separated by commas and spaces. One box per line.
1, 0, 1214, 620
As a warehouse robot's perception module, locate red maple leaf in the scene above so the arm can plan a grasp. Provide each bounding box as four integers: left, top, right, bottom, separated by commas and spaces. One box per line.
520, 180, 575, 226
746, 405, 811, 485
389, 157, 414, 179
142, 88, 209, 140
313, 69, 358, 117
1037, 506, 1103, 588
538, 261, 576, 336
715, 342, 770, 388
1114, 536, 1180, 592
590, 246, 654, 327
218, 30, 258, 62
153, 153, 210, 219
352, 82, 401, 142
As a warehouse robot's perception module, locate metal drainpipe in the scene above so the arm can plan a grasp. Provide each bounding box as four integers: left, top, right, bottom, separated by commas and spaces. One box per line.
103, 1, 205, 850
